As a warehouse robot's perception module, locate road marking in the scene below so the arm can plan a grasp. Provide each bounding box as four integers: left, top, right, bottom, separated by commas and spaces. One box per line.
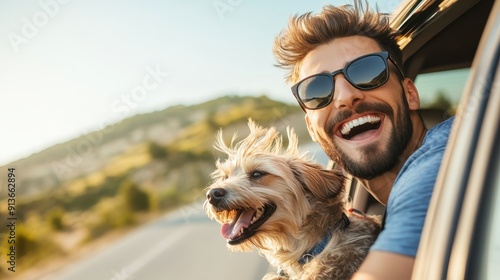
111, 227, 189, 279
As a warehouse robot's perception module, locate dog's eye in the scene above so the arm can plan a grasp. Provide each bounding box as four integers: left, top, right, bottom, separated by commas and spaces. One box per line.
250, 171, 266, 179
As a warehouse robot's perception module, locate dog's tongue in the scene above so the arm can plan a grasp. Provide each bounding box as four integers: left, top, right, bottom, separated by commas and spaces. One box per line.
221, 209, 255, 239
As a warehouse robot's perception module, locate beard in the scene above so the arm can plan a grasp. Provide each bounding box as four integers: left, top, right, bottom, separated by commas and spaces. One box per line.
319, 92, 413, 180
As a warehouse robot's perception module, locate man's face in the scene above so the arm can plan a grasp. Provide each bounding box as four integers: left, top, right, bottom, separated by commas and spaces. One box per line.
300, 36, 416, 179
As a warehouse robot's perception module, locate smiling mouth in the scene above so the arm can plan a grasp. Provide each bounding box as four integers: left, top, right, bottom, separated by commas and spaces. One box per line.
218, 204, 276, 245
339, 115, 382, 140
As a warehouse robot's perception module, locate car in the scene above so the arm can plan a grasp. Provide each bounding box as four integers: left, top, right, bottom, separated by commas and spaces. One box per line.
342, 0, 499, 278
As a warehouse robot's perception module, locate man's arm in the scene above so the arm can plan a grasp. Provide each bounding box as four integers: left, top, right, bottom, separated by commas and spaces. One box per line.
351, 251, 414, 280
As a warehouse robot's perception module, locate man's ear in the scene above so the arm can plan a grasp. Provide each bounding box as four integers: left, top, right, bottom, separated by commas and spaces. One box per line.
403, 78, 420, 110
305, 114, 318, 142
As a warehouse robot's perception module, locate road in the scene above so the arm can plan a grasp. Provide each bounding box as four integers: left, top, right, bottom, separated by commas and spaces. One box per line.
43, 142, 326, 280
43, 203, 271, 280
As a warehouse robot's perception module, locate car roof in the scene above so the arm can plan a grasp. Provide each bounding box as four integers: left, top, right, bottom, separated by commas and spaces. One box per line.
390, 0, 495, 79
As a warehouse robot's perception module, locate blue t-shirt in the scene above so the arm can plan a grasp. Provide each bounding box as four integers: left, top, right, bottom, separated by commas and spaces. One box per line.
370, 117, 454, 257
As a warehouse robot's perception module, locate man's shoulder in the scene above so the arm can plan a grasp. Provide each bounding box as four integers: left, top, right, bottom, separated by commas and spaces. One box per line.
422, 117, 454, 147
390, 118, 455, 200
433, 116, 454, 130
389, 117, 454, 207
396, 117, 453, 179
402, 116, 454, 170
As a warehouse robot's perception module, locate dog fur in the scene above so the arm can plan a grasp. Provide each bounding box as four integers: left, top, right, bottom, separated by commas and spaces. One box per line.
204, 120, 381, 280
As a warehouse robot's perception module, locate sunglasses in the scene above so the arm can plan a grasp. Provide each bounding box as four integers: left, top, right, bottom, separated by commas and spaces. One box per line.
291, 51, 405, 111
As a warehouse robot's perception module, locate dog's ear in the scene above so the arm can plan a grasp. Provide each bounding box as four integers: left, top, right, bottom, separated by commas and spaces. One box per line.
289, 160, 345, 200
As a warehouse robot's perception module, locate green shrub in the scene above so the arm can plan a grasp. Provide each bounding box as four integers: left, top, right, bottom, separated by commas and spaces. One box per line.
0, 222, 62, 272
157, 187, 184, 210
148, 141, 168, 159
120, 180, 150, 212
61, 175, 126, 211
84, 198, 135, 240
46, 207, 66, 231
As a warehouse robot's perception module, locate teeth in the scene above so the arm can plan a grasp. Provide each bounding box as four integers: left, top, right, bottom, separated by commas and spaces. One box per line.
250, 208, 263, 224
217, 209, 237, 224
340, 115, 381, 136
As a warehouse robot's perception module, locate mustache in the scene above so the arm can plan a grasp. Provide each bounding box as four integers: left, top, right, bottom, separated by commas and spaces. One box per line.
326, 102, 394, 134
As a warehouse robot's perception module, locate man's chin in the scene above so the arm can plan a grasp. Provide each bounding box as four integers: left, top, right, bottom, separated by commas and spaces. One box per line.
331, 143, 396, 179
341, 152, 401, 179
318, 135, 395, 179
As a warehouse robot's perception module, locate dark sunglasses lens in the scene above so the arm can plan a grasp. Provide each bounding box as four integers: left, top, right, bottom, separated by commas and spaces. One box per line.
297, 74, 333, 109
347, 55, 388, 89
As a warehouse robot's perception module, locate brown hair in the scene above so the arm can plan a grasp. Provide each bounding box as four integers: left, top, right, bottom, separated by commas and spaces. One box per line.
273, 0, 402, 83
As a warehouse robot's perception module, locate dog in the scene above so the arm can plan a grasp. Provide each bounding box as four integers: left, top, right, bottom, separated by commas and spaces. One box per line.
204, 120, 381, 280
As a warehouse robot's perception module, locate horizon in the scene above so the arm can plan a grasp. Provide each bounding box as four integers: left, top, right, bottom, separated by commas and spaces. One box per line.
0, 0, 402, 165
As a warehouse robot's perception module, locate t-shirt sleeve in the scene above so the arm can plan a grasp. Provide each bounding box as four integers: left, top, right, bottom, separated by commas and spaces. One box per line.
370, 145, 446, 257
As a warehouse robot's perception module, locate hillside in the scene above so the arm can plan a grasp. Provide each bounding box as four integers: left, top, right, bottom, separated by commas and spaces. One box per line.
1, 95, 308, 198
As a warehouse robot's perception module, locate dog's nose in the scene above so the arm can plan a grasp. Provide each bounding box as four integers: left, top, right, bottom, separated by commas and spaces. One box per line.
207, 188, 226, 205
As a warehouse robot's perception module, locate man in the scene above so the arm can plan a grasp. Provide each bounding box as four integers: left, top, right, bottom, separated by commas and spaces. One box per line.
272, 1, 453, 279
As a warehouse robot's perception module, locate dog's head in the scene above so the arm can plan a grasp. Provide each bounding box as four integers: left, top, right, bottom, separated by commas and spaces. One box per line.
204, 120, 345, 253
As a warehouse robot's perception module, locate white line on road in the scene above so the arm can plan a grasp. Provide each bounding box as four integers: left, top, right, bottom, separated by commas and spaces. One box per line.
110, 227, 190, 280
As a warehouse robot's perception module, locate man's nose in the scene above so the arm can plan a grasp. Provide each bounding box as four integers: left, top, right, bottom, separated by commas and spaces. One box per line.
332, 75, 365, 109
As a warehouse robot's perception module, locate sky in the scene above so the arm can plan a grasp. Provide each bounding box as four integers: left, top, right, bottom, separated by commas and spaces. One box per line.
0, 0, 403, 166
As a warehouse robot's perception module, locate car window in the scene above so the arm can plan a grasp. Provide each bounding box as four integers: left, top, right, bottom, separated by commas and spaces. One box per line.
414, 68, 470, 115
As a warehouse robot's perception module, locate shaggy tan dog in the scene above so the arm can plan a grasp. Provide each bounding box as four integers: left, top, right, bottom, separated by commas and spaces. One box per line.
204, 120, 381, 280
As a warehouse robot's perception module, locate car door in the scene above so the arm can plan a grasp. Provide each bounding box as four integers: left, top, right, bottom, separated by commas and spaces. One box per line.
412, 0, 500, 279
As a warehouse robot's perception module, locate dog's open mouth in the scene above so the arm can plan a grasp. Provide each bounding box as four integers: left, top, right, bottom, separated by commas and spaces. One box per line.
219, 204, 276, 245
